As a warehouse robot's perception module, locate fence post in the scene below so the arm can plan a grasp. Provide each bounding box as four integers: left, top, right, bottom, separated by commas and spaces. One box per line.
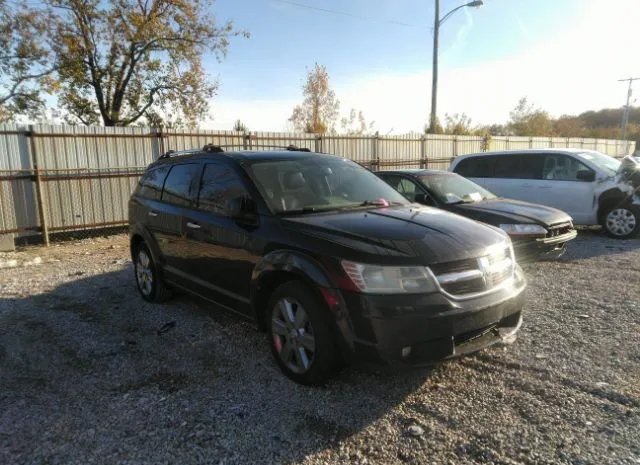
529, 137, 533, 149
453, 136, 458, 157
28, 126, 49, 246
242, 131, 249, 150
315, 134, 322, 153
372, 132, 379, 170
420, 134, 427, 168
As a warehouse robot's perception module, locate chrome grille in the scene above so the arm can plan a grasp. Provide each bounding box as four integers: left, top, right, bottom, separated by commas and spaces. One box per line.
432, 245, 514, 297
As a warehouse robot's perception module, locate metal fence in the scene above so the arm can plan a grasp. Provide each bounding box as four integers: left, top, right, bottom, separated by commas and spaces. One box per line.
0, 124, 636, 246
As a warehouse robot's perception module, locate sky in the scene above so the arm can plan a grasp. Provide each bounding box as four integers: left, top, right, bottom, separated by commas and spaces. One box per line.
202, 0, 639, 134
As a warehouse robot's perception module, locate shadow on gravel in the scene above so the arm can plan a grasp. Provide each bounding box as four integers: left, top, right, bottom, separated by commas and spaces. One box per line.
0, 268, 432, 464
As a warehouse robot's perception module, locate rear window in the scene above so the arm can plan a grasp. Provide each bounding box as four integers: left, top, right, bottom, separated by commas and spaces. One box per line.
453, 156, 495, 177
135, 165, 170, 200
161, 164, 199, 207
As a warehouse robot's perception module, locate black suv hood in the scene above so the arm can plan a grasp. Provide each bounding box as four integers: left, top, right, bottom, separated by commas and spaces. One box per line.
451, 198, 572, 226
281, 206, 509, 264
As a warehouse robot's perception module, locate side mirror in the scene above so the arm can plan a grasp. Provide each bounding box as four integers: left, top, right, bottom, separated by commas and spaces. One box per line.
576, 170, 596, 182
227, 195, 258, 226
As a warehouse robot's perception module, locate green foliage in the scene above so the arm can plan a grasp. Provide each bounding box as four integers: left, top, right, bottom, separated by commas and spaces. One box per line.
508, 97, 553, 136
443, 113, 473, 135
340, 108, 374, 135
0, 0, 57, 122
289, 63, 340, 134
51, 0, 248, 127
233, 119, 248, 132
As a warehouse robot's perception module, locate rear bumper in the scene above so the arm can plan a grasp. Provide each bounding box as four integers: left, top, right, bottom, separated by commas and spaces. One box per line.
338, 266, 527, 365
512, 229, 577, 262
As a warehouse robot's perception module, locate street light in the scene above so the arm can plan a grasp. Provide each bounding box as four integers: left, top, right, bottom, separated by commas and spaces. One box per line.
428, 0, 483, 133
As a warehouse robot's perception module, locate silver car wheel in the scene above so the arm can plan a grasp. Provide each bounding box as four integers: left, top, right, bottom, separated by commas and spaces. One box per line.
271, 297, 316, 374
606, 208, 637, 237
135, 250, 154, 296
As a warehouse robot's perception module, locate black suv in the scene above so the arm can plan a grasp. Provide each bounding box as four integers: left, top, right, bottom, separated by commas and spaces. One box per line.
129, 145, 527, 385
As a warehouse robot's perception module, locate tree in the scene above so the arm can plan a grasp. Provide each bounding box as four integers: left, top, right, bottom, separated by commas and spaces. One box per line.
50, 0, 248, 127
508, 97, 553, 136
0, 1, 57, 122
340, 108, 374, 135
443, 113, 473, 135
553, 115, 585, 137
423, 117, 443, 134
233, 119, 248, 132
289, 63, 340, 134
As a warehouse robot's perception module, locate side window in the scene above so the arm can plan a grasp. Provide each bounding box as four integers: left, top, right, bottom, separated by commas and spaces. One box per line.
493, 155, 543, 179
135, 165, 170, 200
197, 163, 250, 216
396, 178, 419, 202
161, 164, 199, 207
454, 156, 494, 178
543, 155, 594, 181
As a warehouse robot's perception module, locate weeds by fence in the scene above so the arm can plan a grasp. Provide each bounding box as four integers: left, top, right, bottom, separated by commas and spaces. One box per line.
0, 124, 635, 246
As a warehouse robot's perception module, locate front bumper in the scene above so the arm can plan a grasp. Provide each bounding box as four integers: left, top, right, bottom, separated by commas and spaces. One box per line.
512, 229, 578, 262
338, 267, 527, 365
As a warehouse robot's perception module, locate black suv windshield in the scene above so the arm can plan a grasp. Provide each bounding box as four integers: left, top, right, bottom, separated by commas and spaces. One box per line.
245, 156, 408, 214
421, 173, 496, 204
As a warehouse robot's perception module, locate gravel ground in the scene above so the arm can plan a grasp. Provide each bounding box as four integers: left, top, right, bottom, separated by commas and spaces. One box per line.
0, 231, 639, 465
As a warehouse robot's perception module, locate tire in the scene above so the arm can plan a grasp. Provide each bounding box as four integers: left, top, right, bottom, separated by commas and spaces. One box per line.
133, 242, 173, 303
266, 282, 341, 385
602, 204, 640, 239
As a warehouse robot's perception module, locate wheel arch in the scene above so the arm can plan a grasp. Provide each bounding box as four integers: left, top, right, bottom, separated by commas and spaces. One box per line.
597, 188, 629, 224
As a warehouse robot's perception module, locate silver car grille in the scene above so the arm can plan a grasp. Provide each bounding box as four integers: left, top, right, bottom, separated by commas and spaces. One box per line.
430, 245, 515, 298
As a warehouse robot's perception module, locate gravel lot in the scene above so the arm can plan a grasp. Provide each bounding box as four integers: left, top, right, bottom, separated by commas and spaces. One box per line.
1, 231, 639, 465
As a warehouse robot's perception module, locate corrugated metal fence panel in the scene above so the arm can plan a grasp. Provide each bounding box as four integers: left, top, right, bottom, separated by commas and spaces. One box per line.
30, 125, 154, 231
162, 129, 244, 153
0, 124, 38, 234
378, 135, 422, 170
322, 136, 373, 166
455, 136, 483, 155
250, 131, 316, 151
425, 135, 455, 169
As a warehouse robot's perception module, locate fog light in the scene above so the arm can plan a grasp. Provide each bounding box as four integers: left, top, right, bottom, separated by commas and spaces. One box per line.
401, 346, 412, 358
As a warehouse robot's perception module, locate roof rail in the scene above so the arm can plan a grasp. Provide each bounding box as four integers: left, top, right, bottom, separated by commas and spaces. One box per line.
158, 143, 313, 160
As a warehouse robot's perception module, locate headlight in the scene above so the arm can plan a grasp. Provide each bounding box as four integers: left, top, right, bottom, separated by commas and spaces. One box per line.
341, 260, 438, 294
499, 224, 547, 236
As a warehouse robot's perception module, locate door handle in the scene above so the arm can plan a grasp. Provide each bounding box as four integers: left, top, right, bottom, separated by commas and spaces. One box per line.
186, 222, 201, 229
148, 211, 158, 217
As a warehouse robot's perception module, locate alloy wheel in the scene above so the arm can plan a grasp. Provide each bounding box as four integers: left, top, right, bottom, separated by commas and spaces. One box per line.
271, 297, 316, 374
606, 208, 637, 237
135, 249, 154, 296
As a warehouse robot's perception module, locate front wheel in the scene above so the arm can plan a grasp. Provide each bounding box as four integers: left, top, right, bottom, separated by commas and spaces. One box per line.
602, 205, 639, 239
266, 282, 340, 385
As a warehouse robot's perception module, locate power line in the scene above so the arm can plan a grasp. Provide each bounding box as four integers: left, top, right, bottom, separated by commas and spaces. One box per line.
270, 0, 430, 30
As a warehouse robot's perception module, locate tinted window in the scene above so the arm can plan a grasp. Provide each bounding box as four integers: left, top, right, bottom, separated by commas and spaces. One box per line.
135, 165, 170, 200
197, 164, 249, 215
454, 156, 495, 178
396, 178, 420, 202
493, 155, 544, 179
542, 154, 594, 181
161, 164, 199, 207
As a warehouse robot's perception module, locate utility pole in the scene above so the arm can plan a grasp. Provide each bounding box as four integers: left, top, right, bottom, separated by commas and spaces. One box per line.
429, 0, 440, 134
619, 77, 640, 142
428, 1, 483, 134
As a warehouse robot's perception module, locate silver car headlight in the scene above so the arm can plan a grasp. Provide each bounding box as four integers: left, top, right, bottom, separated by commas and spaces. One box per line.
499, 224, 547, 237
341, 260, 438, 294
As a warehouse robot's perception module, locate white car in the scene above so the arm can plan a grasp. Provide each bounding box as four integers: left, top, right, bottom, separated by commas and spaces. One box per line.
449, 149, 640, 239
